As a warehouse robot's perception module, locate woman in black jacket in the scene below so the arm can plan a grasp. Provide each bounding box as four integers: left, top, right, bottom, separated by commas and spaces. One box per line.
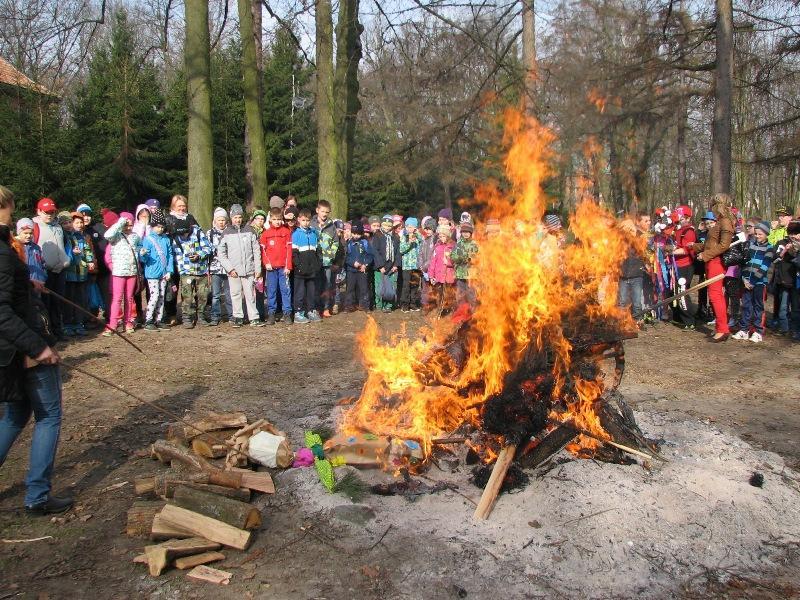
0, 185, 72, 515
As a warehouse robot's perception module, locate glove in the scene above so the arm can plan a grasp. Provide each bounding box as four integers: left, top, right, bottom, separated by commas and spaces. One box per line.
423, 272, 430, 282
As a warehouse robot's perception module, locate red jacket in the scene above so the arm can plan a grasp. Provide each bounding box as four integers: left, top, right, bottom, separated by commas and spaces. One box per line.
260, 226, 293, 270
674, 226, 696, 269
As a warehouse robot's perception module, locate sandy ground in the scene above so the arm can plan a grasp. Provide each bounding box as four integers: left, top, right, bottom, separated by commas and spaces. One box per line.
1, 313, 799, 599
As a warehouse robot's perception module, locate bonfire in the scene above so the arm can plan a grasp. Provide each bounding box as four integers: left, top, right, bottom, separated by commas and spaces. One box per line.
334, 109, 660, 517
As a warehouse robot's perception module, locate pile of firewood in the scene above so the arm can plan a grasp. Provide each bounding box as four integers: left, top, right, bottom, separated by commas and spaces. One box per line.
126, 411, 289, 584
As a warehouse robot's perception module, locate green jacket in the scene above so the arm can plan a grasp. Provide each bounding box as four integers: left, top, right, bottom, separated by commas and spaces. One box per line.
399, 231, 424, 271
450, 238, 478, 280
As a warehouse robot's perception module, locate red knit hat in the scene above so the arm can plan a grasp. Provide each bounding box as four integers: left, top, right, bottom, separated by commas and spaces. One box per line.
103, 210, 119, 228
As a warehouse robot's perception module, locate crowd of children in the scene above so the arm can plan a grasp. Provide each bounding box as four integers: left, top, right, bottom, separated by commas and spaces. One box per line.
13, 195, 482, 337
618, 197, 800, 343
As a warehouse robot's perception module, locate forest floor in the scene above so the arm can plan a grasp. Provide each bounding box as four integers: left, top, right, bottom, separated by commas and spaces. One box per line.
1, 311, 799, 599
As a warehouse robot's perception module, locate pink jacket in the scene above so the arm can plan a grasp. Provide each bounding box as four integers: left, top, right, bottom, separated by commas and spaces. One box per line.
428, 240, 455, 284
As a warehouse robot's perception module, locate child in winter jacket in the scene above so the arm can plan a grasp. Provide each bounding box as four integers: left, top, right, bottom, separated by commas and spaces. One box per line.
64, 212, 97, 336
427, 224, 456, 314
371, 214, 401, 312
207, 207, 233, 325
139, 208, 173, 330
14, 218, 47, 289
291, 209, 322, 323
261, 208, 293, 324
345, 221, 374, 311
104, 212, 141, 334
217, 204, 263, 328
398, 217, 424, 312
311, 199, 339, 316
732, 221, 776, 343
172, 222, 213, 328
417, 216, 436, 311
450, 222, 478, 308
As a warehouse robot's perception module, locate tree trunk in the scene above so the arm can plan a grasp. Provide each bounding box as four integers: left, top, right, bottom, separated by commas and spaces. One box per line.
316, 0, 339, 210
676, 97, 688, 204
521, 0, 536, 117
334, 0, 363, 219
172, 485, 261, 529
608, 127, 624, 212
711, 0, 733, 195
185, 0, 214, 228
238, 0, 268, 207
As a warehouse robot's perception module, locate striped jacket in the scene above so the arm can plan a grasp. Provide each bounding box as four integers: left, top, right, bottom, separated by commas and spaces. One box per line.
742, 240, 776, 286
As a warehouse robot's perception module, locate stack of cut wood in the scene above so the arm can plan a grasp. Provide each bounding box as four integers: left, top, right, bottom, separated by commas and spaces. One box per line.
127, 411, 290, 583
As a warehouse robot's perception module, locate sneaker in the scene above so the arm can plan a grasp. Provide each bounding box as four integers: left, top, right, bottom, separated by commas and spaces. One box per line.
749, 332, 763, 343
308, 311, 322, 322
266, 313, 276, 325
101, 330, 112, 337
144, 322, 158, 331
382, 307, 392, 313
156, 321, 170, 330
274, 313, 283, 322
25, 495, 73, 515
283, 312, 293, 324
205, 320, 219, 327
231, 319, 243, 328
731, 330, 749, 340
183, 321, 195, 329
322, 309, 332, 318
401, 306, 410, 313
706, 318, 716, 326
125, 326, 135, 334
250, 319, 265, 327
331, 305, 339, 315
411, 306, 421, 312
682, 324, 695, 331
295, 312, 309, 324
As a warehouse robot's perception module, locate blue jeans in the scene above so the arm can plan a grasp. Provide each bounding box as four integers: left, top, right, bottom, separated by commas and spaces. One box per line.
267, 268, 292, 315
0, 365, 63, 506
740, 283, 766, 334
618, 276, 644, 316
210, 274, 233, 322
776, 287, 791, 333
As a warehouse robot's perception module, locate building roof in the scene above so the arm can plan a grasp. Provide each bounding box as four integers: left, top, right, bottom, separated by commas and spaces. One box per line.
0, 56, 51, 95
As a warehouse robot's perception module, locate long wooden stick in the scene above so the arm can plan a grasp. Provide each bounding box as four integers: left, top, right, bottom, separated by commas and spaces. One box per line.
42, 287, 144, 354
473, 444, 517, 520
632, 272, 724, 320
547, 419, 666, 463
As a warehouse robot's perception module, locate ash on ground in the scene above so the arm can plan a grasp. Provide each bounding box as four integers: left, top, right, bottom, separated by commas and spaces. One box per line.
277, 411, 800, 598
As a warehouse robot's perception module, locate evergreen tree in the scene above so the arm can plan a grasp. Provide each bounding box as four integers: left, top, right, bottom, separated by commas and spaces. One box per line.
263, 28, 318, 206
61, 10, 180, 210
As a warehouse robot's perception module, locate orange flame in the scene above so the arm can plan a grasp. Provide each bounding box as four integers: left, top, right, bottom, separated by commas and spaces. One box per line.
340, 108, 640, 458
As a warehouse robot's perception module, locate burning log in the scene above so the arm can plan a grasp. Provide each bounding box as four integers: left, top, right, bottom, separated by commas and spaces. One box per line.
517, 425, 578, 470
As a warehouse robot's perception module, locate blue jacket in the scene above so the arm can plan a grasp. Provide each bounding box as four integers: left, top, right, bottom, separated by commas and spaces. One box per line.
291, 227, 321, 279
345, 238, 374, 272
742, 240, 776, 287
140, 233, 174, 280
22, 241, 47, 283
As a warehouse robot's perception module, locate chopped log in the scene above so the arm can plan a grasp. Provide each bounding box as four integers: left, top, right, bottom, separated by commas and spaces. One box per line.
191, 430, 239, 458
134, 477, 156, 496
186, 565, 232, 584
133, 553, 148, 564
151, 514, 195, 540
517, 425, 578, 469
173, 486, 261, 530
174, 482, 251, 503
144, 537, 221, 576
183, 412, 247, 440
158, 505, 252, 550
136, 473, 211, 497
225, 418, 266, 444
150, 440, 243, 490
174, 551, 225, 570
127, 501, 165, 537
229, 468, 275, 494
473, 444, 517, 520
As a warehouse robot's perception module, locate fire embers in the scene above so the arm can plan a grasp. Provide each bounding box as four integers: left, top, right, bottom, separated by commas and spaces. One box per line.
480, 374, 553, 445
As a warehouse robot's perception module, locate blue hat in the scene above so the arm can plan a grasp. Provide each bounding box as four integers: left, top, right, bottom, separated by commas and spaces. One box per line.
145, 198, 160, 209
381, 214, 393, 223
702, 211, 717, 221
405, 217, 418, 228
755, 221, 771, 235
76, 203, 92, 214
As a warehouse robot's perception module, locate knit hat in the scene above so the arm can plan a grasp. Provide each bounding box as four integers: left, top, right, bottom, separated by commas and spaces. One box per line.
776, 205, 792, 216
755, 221, 771, 235
251, 208, 267, 220
381, 214, 393, 223
333, 219, 344, 230
405, 217, 419, 228
368, 215, 381, 225
269, 195, 285, 209
351, 220, 364, 234
544, 213, 562, 231
436, 224, 451, 236
460, 222, 474, 233
69, 211, 84, 220
150, 208, 166, 228
460, 211, 472, 224
145, 198, 160, 209
213, 206, 228, 220
283, 207, 298, 220
76, 203, 92, 214
229, 204, 244, 217
120, 211, 134, 223
438, 208, 453, 221
702, 211, 717, 221
421, 216, 435, 231
102, 210, 119, 228
787, 221, 800, 235
392, 214, 403, 225
57, 211, 72, 224
16, 218, 34, 233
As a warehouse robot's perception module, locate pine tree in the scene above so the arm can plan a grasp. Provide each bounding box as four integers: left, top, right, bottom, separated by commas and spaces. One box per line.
61, 10, 179, 210
263, 28, 318, 205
